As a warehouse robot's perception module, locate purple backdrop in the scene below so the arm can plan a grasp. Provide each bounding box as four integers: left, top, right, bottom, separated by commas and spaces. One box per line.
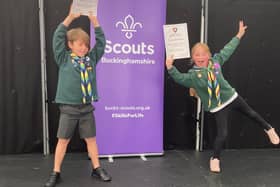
91, 0, 166, 155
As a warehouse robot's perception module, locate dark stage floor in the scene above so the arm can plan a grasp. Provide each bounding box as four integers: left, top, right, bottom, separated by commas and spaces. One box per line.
0, 149, 280, 187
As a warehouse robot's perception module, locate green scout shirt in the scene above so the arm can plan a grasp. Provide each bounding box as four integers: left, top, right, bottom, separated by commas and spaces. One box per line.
53, 24, 106, 104
168, 37, 240, 111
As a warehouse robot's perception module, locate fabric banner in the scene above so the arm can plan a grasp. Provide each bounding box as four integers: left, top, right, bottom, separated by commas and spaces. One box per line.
91, 0, 166, 155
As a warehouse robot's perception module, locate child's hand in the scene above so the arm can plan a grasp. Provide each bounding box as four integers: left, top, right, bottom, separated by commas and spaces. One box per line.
166, 55, 174, 70
68, 4, 81, 20
63, 4, 81, 27
189, 88, 198, 98
236, 20, 248, 39
88, 12, 100, 28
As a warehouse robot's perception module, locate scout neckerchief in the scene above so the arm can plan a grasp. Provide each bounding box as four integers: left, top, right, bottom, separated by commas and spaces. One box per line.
71, 53, 93, 103
207, 60, 221, 108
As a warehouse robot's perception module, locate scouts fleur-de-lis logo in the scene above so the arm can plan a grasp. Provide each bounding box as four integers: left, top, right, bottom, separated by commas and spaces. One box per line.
116, 14, 143, 39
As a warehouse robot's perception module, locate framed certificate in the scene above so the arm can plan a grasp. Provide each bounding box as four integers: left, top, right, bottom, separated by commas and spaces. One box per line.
163, 23, 190, 59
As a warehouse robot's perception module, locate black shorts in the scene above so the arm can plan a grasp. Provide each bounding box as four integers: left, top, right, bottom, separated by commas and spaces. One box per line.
57, 104, 96, 139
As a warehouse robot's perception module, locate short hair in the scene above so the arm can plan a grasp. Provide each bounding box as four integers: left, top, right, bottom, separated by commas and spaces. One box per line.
191, 43, 212, 57
67, 28, 90, 48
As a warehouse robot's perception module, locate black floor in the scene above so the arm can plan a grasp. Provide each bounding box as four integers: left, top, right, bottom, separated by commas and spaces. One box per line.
1, 149, 280, 187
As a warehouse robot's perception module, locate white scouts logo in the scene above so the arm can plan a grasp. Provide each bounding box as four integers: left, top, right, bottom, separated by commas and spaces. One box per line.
104, 14, 155, 56
116, 15, 143, 39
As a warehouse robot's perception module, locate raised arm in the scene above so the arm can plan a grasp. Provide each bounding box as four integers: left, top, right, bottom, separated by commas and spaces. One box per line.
88, 14, 106, 65
52, 5, 80, 66
213, 20, 248, 66
166, 56, 194, 88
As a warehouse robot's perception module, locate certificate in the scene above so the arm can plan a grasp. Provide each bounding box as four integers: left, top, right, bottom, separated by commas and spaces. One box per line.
163, 23, 190, 59
72, 0, 98, 16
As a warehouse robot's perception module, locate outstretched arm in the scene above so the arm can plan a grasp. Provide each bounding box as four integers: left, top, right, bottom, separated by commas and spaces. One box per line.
212, 20, 248, 65
166, 56, 194, 88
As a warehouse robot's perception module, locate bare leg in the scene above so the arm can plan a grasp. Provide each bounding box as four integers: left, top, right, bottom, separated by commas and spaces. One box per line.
53, 138, 70, 172
85, 137, 100, 169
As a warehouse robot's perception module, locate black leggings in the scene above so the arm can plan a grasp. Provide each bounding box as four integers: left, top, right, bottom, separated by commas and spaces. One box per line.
212, 96, 272, 159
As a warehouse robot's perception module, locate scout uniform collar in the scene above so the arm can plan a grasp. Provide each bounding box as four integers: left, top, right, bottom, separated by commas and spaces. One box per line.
207, 60, 221, 108
71, 53, 94, 103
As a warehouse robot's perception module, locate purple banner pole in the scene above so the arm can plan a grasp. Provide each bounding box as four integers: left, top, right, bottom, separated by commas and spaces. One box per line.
91, 0, 166, 155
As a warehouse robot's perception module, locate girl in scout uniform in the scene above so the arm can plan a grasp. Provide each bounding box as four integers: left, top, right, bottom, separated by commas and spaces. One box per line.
166, 21, 279, 173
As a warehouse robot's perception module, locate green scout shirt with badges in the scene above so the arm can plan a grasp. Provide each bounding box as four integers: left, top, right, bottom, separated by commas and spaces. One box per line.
53, 24, 106, 104
168, 37, 240, 111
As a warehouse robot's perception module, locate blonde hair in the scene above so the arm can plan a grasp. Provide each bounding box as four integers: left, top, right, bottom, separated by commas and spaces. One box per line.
67, 28, 90, 48
191, 43, 212, 57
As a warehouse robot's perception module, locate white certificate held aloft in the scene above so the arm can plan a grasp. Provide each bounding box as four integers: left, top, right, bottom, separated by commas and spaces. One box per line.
163, 23, 190, 59
72, 0, 98, 16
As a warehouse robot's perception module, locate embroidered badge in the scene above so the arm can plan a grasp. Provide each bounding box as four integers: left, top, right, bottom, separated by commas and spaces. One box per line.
213, 63, 220, 75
